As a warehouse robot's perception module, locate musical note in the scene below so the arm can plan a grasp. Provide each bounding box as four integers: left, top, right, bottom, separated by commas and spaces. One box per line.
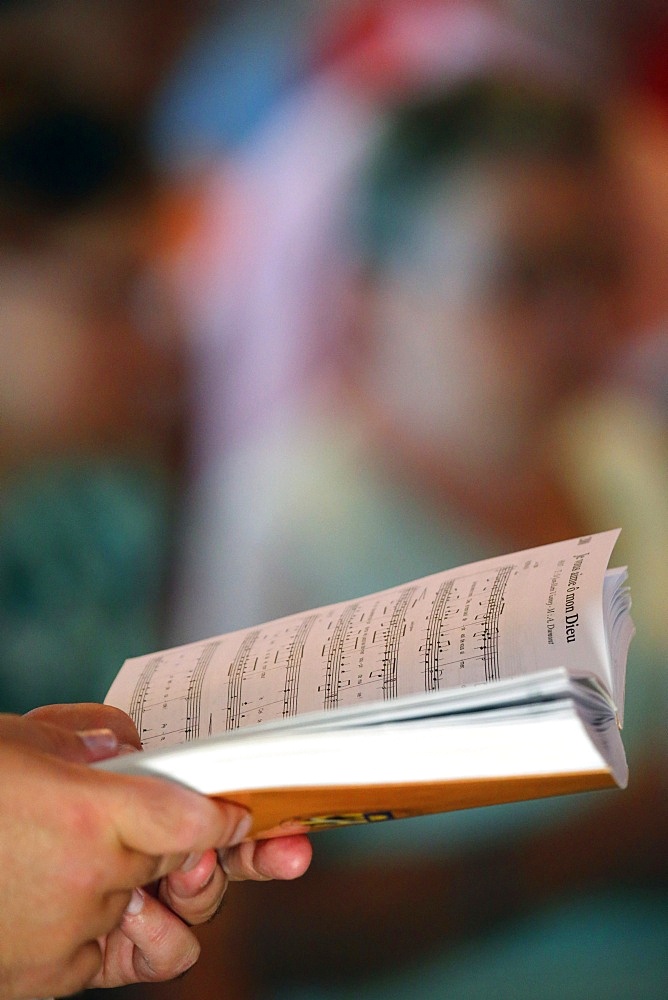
118, 553, 519, 752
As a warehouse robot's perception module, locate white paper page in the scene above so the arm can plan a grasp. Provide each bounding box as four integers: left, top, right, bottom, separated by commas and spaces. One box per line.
98, 708, 609, 794
105, 530, 621, 750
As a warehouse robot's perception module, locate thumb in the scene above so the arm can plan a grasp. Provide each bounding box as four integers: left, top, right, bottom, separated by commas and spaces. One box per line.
97, 769, 253, 874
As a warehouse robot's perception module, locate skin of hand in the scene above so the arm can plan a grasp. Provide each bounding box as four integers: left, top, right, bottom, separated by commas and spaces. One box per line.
0, 705, 312, 999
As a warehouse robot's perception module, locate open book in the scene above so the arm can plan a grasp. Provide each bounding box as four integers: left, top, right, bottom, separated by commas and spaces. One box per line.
100, 530, 634, 838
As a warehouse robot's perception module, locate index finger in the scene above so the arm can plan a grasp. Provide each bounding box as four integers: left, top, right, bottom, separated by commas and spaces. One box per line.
25, 703, 142, 748
221, 834, 313, 882
0, 712, 118, 764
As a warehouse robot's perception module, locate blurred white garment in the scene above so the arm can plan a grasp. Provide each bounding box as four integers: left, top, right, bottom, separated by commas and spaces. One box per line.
169, 1, 571, 644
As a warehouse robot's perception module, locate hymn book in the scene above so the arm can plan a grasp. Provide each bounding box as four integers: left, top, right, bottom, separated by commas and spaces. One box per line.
100, 530, 634, 838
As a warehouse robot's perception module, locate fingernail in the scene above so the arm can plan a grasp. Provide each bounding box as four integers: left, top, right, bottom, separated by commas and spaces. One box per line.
124, 888, 144, 916
79, 728, 119, 757
229, 812, 253, 846
180, 851, 203, 873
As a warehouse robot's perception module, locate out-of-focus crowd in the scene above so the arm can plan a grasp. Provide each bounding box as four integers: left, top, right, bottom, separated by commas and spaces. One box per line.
1, 2, 666, 999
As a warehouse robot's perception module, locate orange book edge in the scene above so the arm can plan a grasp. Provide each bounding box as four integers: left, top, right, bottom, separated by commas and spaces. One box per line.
217, 769, 616, 839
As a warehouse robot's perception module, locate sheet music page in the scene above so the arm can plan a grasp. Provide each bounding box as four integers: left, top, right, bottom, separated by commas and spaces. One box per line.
105, 530, 620, 750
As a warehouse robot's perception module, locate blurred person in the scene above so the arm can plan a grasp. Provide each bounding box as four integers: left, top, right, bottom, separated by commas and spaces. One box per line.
0, 8, 316, 1000
0, 94, 189, 714
0, 1, 360, 721
0, 0, 211, 722
0, 0, 232, 717
166, 4, 667, 998
207, 79, 634, 622
171, 0, 572, 642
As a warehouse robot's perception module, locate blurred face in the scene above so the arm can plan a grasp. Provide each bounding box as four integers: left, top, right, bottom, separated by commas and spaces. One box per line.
0, 204, 184, 468
365, 155, 631, 467
481, 158, 630, 394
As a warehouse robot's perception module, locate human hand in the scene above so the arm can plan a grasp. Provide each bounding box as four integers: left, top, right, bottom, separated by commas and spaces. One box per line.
24, 703, 313, 905
0, 707, 312, 999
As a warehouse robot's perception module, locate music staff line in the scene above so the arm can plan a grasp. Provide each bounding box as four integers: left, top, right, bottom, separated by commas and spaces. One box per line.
132, 566, 512, 739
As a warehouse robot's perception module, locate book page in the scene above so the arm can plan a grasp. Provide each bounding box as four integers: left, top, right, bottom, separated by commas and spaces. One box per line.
105, 530, 621, 750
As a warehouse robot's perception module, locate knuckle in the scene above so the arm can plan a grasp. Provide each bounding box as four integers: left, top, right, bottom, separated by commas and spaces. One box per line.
134, 925, 201, 981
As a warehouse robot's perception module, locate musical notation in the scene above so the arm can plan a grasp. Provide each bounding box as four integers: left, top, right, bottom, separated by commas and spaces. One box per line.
226, 630, 259, 730
420, 564, 512, 688
105, 531, 622, 757
322, 603, 359, 709
129, 641, 223, 746
282, 614, 318, 717
381, 587, 417, 699
126, 562, 516, 748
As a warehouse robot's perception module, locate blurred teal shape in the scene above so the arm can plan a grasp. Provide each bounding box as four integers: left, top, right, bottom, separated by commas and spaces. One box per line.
0, 459, 173, 713
275, 889, 668, 1000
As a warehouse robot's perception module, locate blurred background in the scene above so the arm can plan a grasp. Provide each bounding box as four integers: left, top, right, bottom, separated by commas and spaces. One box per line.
0, 1, 666, 998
